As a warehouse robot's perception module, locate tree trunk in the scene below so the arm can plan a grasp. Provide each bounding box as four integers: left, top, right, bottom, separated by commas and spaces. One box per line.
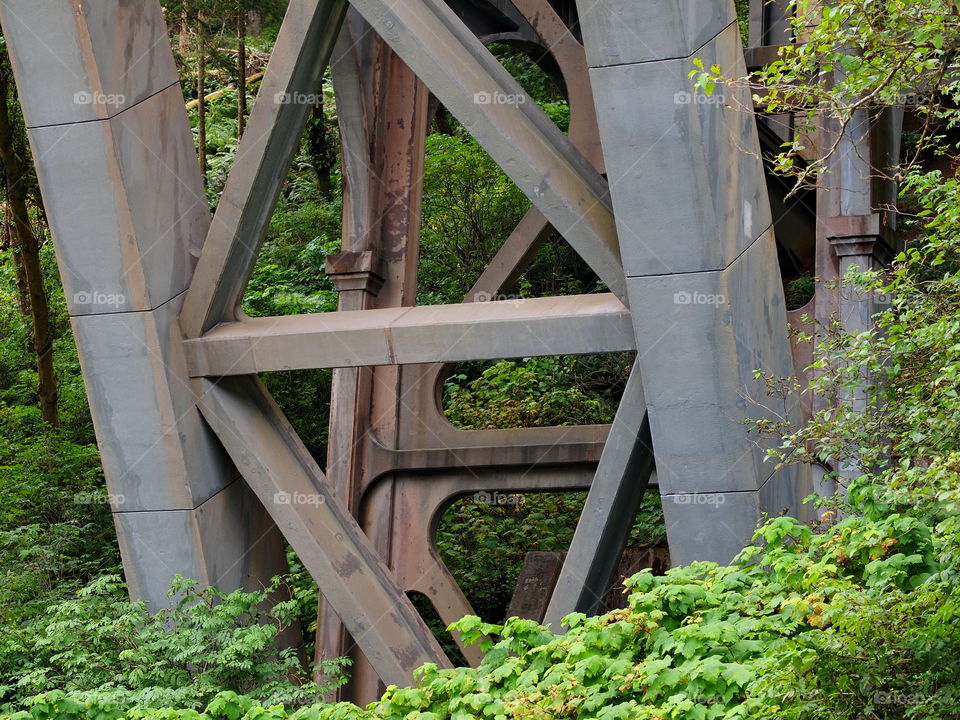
0, 68, 58, 425
4, 205, 30, 316
307, 102, 334, 198
197, 35, 207, 189
179, 11, 190, 54
237, 10, 247, 139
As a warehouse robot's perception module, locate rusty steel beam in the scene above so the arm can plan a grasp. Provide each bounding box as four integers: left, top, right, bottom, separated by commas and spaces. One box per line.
346, 0, 627, 302
194, 375, 450, 685
180, 0, 348, 338
387, 466, 600, 663
183, 294, 634, 376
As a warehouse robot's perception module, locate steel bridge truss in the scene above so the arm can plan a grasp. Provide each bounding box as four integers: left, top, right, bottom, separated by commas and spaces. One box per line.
1, 0, 829, 702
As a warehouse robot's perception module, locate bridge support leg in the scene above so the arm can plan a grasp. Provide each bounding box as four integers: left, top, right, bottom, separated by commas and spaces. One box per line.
577, 0, 810, 564
0, 1, 289, 608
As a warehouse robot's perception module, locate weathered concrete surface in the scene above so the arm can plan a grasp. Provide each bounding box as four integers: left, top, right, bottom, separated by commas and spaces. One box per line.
195, 375, 451, 686
576, 0, 734, 68
748, 0, 793, 47
115, 479, 288, 603
625, 232, 800, 495
580, 0, 809, 564
0, 0, 289, 612
516, 546, 671, 623
577, 0, 736, 67
71, 296, 230, 512
0, 0, 178, 127
29, 85, 207, 315
508, 551, 565, 621
660, 490, 763, 566
544, 359, 654, 626
387, 467, 600, 663
346, 0, 626, 300
588, 23, 771, 276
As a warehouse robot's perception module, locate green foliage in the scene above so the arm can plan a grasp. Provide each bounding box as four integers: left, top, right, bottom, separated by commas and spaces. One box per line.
436, 491, 587, 624
746, 0, 960, 184
242, 199, 343, 459
444, 357, 614, 431
0, 575, 348, 712
13, 5, 960, 719
418, 134, 529, 305
784, 275, 815, 310
244, 199, 341, 318
487, 45, 565, 105
13, 482, 960, 719
0, 241, 119, 633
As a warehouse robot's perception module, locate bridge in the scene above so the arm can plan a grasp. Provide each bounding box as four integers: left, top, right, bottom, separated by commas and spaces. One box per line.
0, 0, 898, 704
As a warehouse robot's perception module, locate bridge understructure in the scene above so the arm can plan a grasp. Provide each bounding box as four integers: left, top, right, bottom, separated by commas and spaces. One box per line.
0, 0, 897, 705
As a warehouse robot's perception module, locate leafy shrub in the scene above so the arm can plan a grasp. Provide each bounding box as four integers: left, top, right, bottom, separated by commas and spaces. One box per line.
10, 474, 959, 719
784, 275, 815, 310
444, 357, 614, 431
0, 575, 348, 712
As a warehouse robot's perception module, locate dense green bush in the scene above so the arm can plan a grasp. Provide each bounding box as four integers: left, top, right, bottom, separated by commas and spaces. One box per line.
0, 575, 347, 712
444, 357, 614, 431
8, 470, 958, 719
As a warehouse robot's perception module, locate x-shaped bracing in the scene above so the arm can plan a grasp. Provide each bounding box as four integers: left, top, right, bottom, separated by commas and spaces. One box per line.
179, 0, 649, 684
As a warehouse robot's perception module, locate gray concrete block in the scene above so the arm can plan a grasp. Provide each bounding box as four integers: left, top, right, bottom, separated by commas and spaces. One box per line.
759, 462, 813, 524
72, 295, 234, 512
115, 480, 288, 611
0, 0, 178, 128
661, 490, 761, 566
589, 24, 771, 276
576, 0, 734, 67
30, 85, 208, 315
627, 230, 800, 493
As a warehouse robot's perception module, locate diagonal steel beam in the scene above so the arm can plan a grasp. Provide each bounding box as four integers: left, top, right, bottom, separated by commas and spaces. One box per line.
465, 208, 552, 302
183, 294, 635, 376
543, 358, 655, 627
347, 0, 627, 302
180, 0, 348, 338
194, 375, 450, 684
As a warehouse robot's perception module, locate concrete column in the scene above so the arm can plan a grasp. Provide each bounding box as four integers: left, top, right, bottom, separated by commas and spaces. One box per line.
814, 107, 901, 489
577, 0, 810, 565
0, 1, 287, 608
824, 221, 893, 486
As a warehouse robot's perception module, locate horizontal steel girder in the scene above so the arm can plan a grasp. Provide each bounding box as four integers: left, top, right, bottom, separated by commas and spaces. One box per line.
184, 294, 635, 376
